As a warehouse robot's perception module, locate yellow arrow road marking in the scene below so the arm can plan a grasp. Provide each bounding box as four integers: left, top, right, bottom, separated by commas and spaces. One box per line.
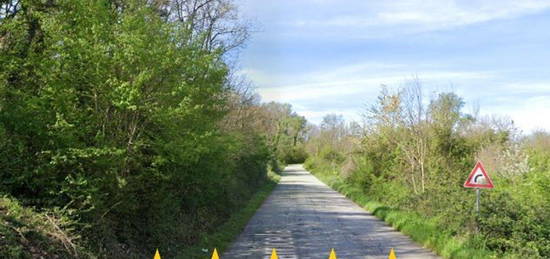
270, 248, 279, 259
388, 248, 397, 259
329, 248, 337, 259
153, 249, 161, 259
211, 248, 220, 259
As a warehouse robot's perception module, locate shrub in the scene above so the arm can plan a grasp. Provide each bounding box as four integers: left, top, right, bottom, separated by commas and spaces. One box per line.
282, 145, 309, 164
0, 196, 91, 258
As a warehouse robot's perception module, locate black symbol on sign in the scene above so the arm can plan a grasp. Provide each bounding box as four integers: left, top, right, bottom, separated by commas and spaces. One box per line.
474, 174, 484, 183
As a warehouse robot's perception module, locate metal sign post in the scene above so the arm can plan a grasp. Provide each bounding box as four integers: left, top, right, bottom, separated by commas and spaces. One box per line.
464, 161, 493, 230
464, 161, 494, 189
475, 188, 480, 214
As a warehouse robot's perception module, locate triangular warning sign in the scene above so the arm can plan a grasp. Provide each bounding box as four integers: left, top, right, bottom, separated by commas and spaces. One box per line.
464, 161, 494, 188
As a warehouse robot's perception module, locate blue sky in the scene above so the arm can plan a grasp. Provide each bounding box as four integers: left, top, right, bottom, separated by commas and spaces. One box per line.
234, 0, 550, 133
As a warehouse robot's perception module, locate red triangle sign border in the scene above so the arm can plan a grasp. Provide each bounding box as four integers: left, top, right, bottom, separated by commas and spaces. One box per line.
464, 161, 494, 189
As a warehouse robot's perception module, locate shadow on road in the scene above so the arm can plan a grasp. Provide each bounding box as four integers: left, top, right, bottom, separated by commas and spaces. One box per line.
223, 165, 438, 259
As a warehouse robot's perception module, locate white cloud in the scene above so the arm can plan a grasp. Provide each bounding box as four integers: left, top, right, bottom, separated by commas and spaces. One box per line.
255, 70, 492, 102
377, 0, 550, 26
480, 93, 550, 134
286, 0, 550, 37
236, 0, 550, 131
497, 82, 550, 93
251, 63, 550, 132
254, 67, 495, 126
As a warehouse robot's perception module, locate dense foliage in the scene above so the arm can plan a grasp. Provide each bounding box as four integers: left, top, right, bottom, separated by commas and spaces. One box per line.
0, 0, 306, 257
305, 83, 550, 258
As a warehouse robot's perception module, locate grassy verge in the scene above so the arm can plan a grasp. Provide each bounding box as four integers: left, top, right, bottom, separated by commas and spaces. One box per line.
176, 170, 281, 259
1, 169, 281, 259
306, 167, 506, 259
0, 196, 93, 258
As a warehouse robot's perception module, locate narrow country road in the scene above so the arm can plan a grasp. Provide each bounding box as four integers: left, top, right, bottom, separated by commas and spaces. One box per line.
223, 165, 439, 259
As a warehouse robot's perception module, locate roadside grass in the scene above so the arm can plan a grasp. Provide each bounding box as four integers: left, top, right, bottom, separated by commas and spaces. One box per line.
1, 170, 281, 259
0, 196, 92, 258
307, 168, 513, 259
176, 170, 281, 259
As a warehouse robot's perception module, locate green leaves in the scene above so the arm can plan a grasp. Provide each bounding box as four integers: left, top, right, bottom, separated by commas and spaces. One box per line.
0, 0, 281, 257
306, 84, 550, 258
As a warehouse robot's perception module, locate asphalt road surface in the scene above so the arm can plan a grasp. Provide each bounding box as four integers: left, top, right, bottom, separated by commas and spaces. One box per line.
223, 165, 439, 259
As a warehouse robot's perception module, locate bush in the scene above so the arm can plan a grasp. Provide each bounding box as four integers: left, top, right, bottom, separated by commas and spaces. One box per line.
0, 196, 91, 258
304, 87, 550, 258
480, 189, 550, 257
320, 147, 345, 164
0, 1, 291, 257
282, 145, 309, 164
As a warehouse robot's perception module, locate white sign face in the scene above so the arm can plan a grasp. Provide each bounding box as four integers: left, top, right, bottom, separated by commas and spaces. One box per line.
469, 167, 487, 185
464, 161, 494, 189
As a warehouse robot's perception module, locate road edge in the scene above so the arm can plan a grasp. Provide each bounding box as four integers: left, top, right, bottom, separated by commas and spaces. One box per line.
304, 164, 497, 259
177, 170, 281, 259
